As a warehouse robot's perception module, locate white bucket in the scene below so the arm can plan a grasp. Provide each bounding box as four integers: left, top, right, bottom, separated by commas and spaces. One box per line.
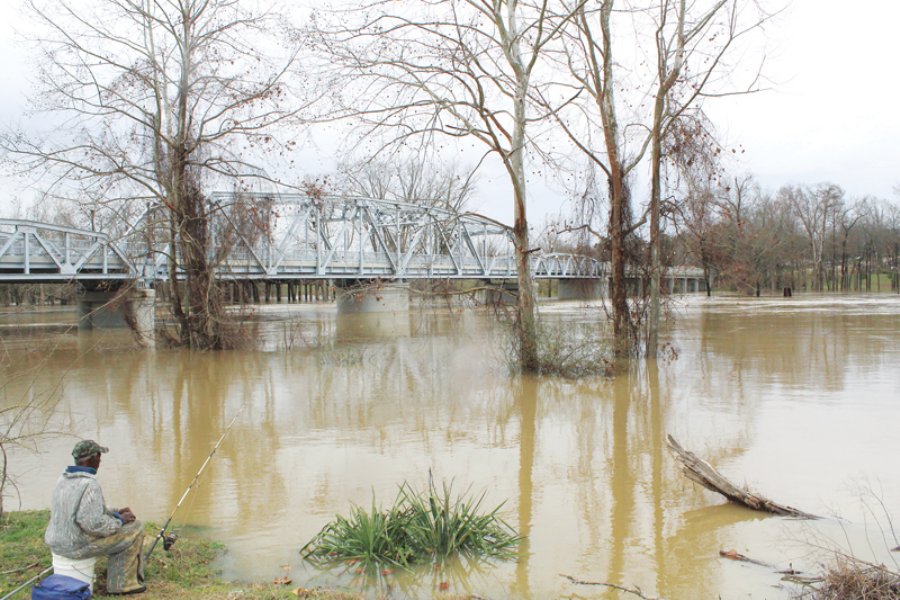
51, 553, 97, 591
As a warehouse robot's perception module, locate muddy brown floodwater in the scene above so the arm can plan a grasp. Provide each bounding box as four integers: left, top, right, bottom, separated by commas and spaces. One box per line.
1, 295, 898, 599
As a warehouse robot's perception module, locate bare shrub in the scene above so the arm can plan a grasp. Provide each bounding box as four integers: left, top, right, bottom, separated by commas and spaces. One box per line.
0, 384, 61, 519
502, 320, 612, 379
795, 558, 900, 600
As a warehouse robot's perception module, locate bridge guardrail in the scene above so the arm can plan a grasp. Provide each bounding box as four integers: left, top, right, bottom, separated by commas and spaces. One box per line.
2, 201, 704, 284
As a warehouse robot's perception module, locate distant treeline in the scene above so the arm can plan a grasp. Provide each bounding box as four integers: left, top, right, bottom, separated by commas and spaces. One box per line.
545, 178, 900, 296
669, 181, 899, 295
0, 283, 76, 306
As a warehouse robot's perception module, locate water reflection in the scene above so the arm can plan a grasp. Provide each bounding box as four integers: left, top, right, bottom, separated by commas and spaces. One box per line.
1, 297, 899, 599
513, 379, 536, 598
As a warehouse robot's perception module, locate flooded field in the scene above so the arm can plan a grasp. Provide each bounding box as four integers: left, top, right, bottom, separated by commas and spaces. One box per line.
1, 294, 899, 598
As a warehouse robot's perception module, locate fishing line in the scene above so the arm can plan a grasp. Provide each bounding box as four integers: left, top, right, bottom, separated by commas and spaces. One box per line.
0, 566, 52, 600
144, 404, 245, 560
1, 404, 245, 600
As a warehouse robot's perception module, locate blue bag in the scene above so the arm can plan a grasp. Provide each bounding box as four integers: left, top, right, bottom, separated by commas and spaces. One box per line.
31, 574, 91, 600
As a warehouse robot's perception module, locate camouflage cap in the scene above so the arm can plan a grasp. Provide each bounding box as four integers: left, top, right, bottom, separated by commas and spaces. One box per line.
72, 440, 109, 461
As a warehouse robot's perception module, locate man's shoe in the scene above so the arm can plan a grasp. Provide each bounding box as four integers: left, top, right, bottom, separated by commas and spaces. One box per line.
107, 585, 147, 595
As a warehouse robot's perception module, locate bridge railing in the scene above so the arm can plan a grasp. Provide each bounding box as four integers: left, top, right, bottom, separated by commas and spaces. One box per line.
0, 218, 136, 281
3, 198, 704, 284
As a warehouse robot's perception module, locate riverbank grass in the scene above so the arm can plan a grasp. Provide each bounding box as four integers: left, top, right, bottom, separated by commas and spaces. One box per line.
0, 511, 360, 599
0, 511, 49, 593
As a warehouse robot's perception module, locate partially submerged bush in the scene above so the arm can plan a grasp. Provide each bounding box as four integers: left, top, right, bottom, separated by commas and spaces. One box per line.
795, 557, 900, 600
503, 321, 611, 378
301, 480, 520, 573
533, 322, 612, 378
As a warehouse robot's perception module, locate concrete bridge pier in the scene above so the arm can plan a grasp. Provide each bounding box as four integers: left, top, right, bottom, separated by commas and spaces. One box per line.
474, 280, 518, 306
78, 287, 156, 346
335, 280, 410, 314
557, 278, 604, 301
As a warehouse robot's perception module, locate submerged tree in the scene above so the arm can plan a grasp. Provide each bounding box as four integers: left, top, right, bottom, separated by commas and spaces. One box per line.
309, 0, 584, 372
548, 0, 769, 359
3, 0, 306, 349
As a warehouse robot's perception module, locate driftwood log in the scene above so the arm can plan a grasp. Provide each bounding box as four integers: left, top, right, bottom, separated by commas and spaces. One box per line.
666, 435, 818, 519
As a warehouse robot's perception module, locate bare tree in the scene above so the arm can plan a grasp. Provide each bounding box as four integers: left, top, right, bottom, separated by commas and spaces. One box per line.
309, 0, 583, 372
336, 157, 477, 213
833, 199, 866, 291
0, 372, 60, 518
546, 1, 643, 357
2, 0, 306, 349
545, 0, 769, 358
672, 177, 721, 297
784, 183, 844, 292
715, 182, 791, 295
645, 0, 769, 355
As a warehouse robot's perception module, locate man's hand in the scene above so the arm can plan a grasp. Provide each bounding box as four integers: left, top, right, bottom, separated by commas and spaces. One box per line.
119, 507, 136, 524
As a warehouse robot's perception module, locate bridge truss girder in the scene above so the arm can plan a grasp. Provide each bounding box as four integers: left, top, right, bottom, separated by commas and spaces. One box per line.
1, 197, 710, 287
128, 193, 608, 282
0, 219, 135, 282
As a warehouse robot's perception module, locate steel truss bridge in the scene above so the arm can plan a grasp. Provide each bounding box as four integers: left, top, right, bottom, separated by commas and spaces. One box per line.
1, 193, 619, 285
1, 193, 706, 286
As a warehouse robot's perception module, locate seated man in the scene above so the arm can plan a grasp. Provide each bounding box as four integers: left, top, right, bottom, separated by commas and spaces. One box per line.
44, 440, 146, 595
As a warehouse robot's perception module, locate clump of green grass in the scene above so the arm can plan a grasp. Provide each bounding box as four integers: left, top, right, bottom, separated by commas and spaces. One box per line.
301, 480, 521, 573
301, 496, 414, 571
400, 480, 520, 561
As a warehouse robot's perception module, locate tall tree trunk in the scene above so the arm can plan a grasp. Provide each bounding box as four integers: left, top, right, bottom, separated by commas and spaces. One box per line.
508, 11, 538, 372
647, 100, 664, 357
169, 210, 189, 344
840, 236, 848, 291
608, 168, 631, 356
178, 176, 222, 349
513, 181, 538, 371
647, 0, 685, 358
599, 2, 633, 358
168, 8, 224, 350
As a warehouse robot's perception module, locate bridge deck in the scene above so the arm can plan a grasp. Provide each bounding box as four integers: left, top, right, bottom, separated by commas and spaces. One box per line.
1, 196, 705, 284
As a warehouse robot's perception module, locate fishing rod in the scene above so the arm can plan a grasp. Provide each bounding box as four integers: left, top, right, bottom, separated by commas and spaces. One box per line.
0, 566, 52, 600
1, 409, 244, 599
144, 405, 244, 560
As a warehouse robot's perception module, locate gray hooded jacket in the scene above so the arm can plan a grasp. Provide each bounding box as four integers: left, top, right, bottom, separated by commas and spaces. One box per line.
44, 468, 123, 557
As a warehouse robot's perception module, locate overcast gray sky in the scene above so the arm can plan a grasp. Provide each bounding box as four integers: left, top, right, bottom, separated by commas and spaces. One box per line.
706, 0, 900, 201
1, 0, 898, 223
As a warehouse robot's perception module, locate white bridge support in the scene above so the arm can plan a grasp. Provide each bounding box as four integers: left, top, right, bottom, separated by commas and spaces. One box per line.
335, 280, 410, 314
558, 279, 604, 301
474, 280, 518, 306
78, 288, 156, 347
668, 273, 710, 294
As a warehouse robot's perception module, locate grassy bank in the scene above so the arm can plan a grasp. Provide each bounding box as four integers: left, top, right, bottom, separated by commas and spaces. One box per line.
0, 511, 361, 600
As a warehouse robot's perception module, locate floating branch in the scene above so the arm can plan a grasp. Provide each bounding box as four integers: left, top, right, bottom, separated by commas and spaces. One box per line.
719, 549, 801, 575
666, 435, 819, 519
561, 574, 666, 600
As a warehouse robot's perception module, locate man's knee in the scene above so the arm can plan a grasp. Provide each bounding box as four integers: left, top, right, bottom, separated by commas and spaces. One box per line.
122, 520, 143, 534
